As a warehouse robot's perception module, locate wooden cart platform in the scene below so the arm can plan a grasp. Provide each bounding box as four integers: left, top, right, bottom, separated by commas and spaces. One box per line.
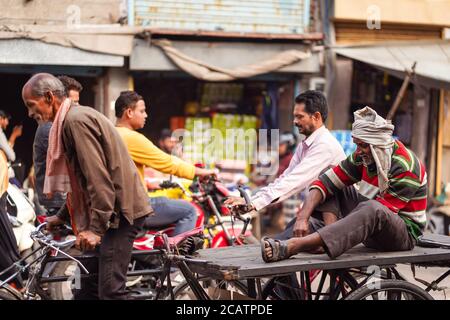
186, 242, 450, 281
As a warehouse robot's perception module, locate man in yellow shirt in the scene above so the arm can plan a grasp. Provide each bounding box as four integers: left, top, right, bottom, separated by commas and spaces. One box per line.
115, 91, 215, 235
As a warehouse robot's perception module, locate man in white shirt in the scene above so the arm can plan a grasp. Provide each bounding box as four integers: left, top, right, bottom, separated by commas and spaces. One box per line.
225, 90, 347, 240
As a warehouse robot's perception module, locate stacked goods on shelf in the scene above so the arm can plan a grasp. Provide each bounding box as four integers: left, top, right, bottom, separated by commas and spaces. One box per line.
215, 159, 248, 185
181, 82, 257, 174
183, 117, 211, 165
211, 114, 258, 164
239, 115, 258, 163
211, 113, 238, 162
182, 114, 258, 171
200, 83, 243, 108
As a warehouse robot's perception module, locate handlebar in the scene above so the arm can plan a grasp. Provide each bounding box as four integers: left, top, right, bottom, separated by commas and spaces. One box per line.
238, 185, 251, 205
31, 222, 76, 248
198, 173, 219, 184
229, 186, 252, 239
228, 186, 254, 217
159, 180, 180, 189
35, 221, 47, 233
31, 223, 88, 273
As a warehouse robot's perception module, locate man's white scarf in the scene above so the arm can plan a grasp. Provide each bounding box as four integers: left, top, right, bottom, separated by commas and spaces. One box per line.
352, 107, 395, 194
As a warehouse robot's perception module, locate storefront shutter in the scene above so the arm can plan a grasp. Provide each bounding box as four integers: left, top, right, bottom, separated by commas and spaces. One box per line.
133, 0, 309, 34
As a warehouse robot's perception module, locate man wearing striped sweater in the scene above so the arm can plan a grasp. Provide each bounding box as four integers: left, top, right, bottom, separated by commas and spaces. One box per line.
262, 107, 427, 262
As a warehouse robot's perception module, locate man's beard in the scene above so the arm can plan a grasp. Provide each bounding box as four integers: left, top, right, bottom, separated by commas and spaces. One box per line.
361, 155, 374, 167
295, 124, 313, 136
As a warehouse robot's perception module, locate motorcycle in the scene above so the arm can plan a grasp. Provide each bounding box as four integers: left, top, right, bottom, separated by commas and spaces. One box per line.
128, 176, 257, 298
188, 175, 256, 247
5, 183, 37, 257
0, 180, 40, 291
135, 175, 256, 251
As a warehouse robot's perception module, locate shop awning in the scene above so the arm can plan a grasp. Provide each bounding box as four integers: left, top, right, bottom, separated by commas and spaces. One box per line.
0, 24, 143, 56
0, 39, 124, 67
333, 40, 450, 89
130, 39, 320, 81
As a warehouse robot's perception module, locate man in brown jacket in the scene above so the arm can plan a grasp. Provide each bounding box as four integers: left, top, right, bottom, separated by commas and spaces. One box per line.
22, 73, 152, 300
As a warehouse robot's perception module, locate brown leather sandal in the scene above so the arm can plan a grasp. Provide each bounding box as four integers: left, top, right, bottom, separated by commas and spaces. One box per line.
261, 236, 290, 263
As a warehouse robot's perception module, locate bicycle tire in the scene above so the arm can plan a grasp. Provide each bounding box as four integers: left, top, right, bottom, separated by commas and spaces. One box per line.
345, 279, 434, 300
0, 286, 21, 300
47, 248, 82, 300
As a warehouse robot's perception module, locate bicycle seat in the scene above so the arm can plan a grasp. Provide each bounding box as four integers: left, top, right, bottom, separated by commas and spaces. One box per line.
167, 226, 204, 248
135, 225, 175, 241
147, 227, 204, 254
169, 227, 205, 256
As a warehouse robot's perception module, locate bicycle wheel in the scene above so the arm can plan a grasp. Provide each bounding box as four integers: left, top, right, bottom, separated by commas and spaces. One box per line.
47, 248, 82, 300
47, 259, 77, 300
262, 270, 360, 300
345, 279, 434, 300
171, 277, 249, 300
0, 285, 21, 300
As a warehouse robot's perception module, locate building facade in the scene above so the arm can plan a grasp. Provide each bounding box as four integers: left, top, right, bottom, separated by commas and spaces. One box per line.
324, 0, 450, 196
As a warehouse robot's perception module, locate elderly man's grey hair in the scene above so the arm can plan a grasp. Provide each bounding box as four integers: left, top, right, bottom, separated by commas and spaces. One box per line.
23, 73, 67, 99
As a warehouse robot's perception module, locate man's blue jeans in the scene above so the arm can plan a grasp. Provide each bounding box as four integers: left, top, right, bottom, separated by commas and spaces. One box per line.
144, 197, 197, 235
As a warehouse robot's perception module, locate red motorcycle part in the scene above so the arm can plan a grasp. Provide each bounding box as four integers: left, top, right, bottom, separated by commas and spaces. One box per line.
211, 228, 252, 248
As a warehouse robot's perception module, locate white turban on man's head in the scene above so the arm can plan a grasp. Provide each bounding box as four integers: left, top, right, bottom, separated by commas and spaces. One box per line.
352, 106, 395, 193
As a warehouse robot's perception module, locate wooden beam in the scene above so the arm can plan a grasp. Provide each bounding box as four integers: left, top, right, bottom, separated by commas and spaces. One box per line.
386, 61, 417, 121
436, 89, 445, 196
145, 28, 324, 41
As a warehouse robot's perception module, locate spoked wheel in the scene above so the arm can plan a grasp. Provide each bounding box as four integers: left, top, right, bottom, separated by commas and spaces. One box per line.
345, 280, 434, 300
171, 277, 249, 300
262, 270, 360, 300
